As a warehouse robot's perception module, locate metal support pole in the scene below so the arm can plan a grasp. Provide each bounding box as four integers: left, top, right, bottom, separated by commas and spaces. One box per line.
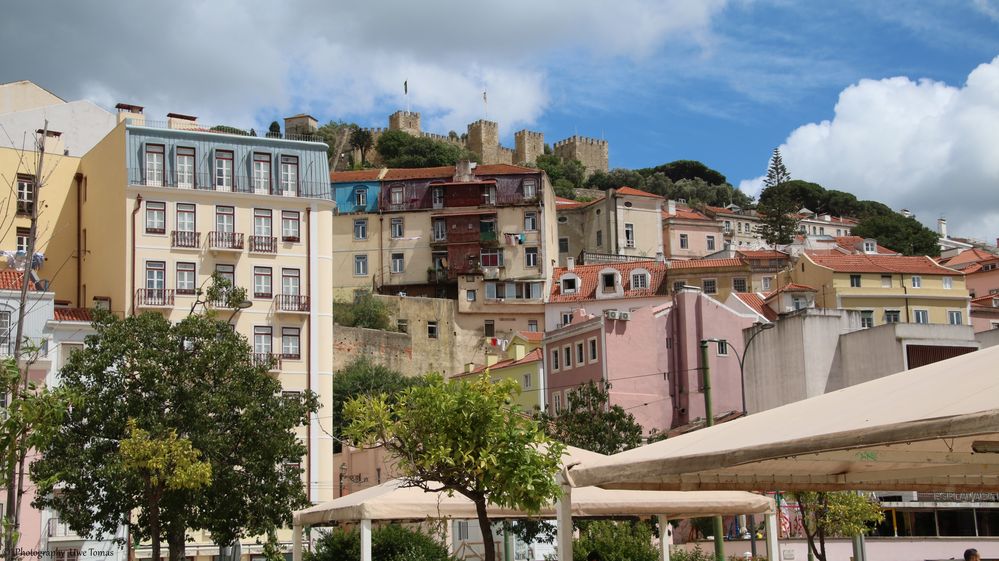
556, 481, 573, 561
748, 514, 758, 557
765, 513, 779, 561
360, 519, 372, 561
658, 515, 671, 561
700, 340, 724, 561
292, 524, 302, 561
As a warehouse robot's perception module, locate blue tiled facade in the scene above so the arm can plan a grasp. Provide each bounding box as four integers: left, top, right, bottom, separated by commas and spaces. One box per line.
332, 181, 380, 213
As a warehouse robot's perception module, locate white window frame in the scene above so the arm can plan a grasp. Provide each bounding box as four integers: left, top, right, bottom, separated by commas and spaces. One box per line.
145, 144, 164, 187
948, 310, 963, 325
523, 179, 537, 199
706, 235, 715, 251
176, 147, 195, 188
943, 276, 953, 289
588, 337, 598, 363
525, 247, 539, 268
884, 309, 901, 324
525, 211, 538, 232
214, 150, 233, 191
279, 155, 298, 196
624, 223, 635, 248
679, 233, 688, 249
762, 277, 772, 291
913, 309, 929, 324
355, 188, 367, 207
353, 254, 368, 276
353, 219, 368, 241
282, 327, 301, 359
631, 273, 648, 289
911, 276, 922, 288
390, 217, 404, 239
881, 275, 892, 288
551, 348, 560, 371
253, 153, 272, 194
391, 253, 404, 274
861, 310, 874, 328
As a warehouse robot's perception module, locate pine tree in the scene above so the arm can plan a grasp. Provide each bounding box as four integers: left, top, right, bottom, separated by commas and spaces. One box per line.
756, 148, 800, 246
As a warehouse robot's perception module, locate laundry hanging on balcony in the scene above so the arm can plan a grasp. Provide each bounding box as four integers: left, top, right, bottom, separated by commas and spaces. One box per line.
486, 338, 509, 351
1, 251, 44, 270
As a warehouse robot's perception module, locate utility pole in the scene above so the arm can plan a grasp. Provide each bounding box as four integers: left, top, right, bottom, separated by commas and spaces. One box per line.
4, 121, 46, 561
699, 340, 725, 561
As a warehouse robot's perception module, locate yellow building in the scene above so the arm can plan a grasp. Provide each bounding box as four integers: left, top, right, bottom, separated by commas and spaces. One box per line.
456, 331, 545, 411
791, 252, 970, 327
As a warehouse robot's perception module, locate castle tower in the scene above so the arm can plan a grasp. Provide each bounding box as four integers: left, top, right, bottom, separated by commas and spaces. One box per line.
388, 111, 421, 136
514, 130, 544, 165
553, 135, 609, 178
466, 120, 500, 165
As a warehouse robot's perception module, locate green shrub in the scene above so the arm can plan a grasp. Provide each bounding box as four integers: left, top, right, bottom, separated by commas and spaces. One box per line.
308, 524, 457, 561
332, 290, 392, 331
572, 520, 659, 561
672, 545, 713, 561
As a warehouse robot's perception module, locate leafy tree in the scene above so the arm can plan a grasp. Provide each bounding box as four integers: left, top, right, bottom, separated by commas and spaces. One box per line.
330, 358, 418, 452
756, 149, 799, 246
332, 290, 393, 330
349, 128, 374, 166
535, 154, 586, 189
572, 520, 659, 561
537, 381, 642, 455
32, 304, 319, 561
267, 121, 282, 138
553, 178, 577, 199
317, 121, 359, 171
852, 213, 941, 256
585, 168, 647, 192
791, 492, 883, 561
345, 373, 565, 561
376, 130, 479, 168
210, 125, 249, 136
642, 160, 728, 185
309, 524, 458, 561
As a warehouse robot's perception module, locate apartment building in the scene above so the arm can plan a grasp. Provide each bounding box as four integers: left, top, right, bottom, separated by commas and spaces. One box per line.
791, 251, 970, 327
796, 209, 856, 238
940, 247, 999, 299
704, 205, 761, 248
556, 187, 664, 265
76, 107, 338, 518
660, 200, 723, 260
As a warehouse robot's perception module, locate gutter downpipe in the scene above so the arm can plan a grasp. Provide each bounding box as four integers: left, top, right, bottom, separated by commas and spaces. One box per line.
76, 173, 83, 306
130, 194, 143, 316
305, 207, 312, 502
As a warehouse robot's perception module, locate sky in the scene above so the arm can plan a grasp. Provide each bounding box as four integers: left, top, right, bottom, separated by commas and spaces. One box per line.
2, 1, 998, 240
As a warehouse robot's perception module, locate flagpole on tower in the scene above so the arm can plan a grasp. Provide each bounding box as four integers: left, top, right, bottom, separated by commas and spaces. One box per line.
483, 90, 488, 120
404, 80, 410, 113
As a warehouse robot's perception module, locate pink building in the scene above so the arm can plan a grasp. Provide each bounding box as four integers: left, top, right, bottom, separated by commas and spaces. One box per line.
661, 201, 723, 260
665, 288, 760, 428
543, 305, 670, 434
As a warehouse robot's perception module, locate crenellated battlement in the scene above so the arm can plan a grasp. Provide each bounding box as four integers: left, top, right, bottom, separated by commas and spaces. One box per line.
553, 135, 609, 178
554, 135, 608, 147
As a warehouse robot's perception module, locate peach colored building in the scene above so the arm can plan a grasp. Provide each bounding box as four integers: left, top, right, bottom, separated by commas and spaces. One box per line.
971, 294, 999, 332
661, 201, 724, 260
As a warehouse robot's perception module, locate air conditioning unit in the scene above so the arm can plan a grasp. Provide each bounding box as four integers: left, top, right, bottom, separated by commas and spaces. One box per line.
618, 311, 631, 321
605, 310, 619, 320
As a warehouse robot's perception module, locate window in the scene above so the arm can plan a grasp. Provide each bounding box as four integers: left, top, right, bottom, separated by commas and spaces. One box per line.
215, 263, 235, 285
522, 373, 532, 389
602, 273, 616, 290
484, 320, 495, 337
723, 220, 731, 232
551, 348, 560, 371
397, 319, 408, 333
15, 228, 28, 253
589, 338, 598, 361
391, 253, 404, 273
762, 277, 772, 291
216, 206, 234, 233
390, 187, 404, 205
563, 346, 572, 369
390, 218, 404, 239
702, 279, 717, 294
427, 321, 438, 339
254, 267, 272, 298
911, 275, 922, 288
353, 255, 368, 276
254, 208, 273, 237
632, 273, 648, 289
281, 211, 300, 241
253, 326, 272, 355
707, 235, 716, 251
354, 188, 367, 207
679, 234, 688, 249
525, 247, 538, 268
144, 144, 165, 186
553, 392, 562, 413
481, 249, 503, 267
672, 280, 686, 293
282, 328, 301, 359
733, 278, 748, 293
863, 241, 876, 253
214, 150, 234, 190
561, 277, 577, 294
523, 179, 537, 199
528, 320, 538, 332
559, 237, 569, 253
145, 261, 165, 290
948, 310, 963, 325
176, 203, 196, 233
176, 262, 196, 295
792, 296, 806, 310
431, 186, 444, 208
819, 227, 825, 235
353, 219, 368, 240
279, 155, 298, 195
914, 309, 929, 324
177, 147, 195, 188
145, 201, 166, 234
737, 222, 743, 233
482, 185, 496, 205
850, 275, 862, 288
253, 153, 272, 193
885, 310, 901, 324
561, 312, 573, 327
282, 269, 300, 296
525, 212, 537, 231
716, 340, 729, 356
881, 274, 892, 288
943, 276, 953, 289
466, 289, 476, 302
624, 223, 635, 248
576, 342, 584, 365
432, 219, 446, 241
596, 230, 603, 246
861, 310, 874, 328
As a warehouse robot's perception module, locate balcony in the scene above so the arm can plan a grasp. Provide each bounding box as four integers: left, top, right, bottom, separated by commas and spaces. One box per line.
427, 269, 449, 283
275, 294, 310, 314
48, 518, 80, 540
253, 352, 282, 371
249, 235, 277, 254
171, 230, 201, 249
136, 289, 174, 308
126, 167, 332, 199
209, 231, 244, 252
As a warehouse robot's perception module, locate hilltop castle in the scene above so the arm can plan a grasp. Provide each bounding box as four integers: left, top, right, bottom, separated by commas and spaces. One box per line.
355, 110, 609, 177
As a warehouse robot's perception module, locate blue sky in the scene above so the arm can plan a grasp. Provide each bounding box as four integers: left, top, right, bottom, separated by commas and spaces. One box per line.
3, 1, 999, 238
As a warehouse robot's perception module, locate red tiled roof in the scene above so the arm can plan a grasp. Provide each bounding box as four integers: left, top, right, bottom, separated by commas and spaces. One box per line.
614, 186, 663, 199
704, 205, 746, 217
550, 260, 669, 303
737, 249, 789, 259
474, 164, 539, 175
53, 307, 93, 322
515, 331, 544, 342
731, 293, 777, 322
330, 169, 383, 182
382, 166, 455, 180
0, 271, 33, 291
971, 294, 999, 308
663, 207, 712, 221
833, 236, 898, 255
463, 348, 544, 376
556, 197, 584, 209
668, 258, 746, 270
773, 282, 817, 293
942, 248, 998, 268
806, 253, 961, 275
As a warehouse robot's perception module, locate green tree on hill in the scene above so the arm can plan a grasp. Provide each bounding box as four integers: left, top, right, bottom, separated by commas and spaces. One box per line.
852, 213, 941, 256
534, 153, 587, 191
641, 159, 728, 185
756, 148, 800, 246
376, 129, 479, 168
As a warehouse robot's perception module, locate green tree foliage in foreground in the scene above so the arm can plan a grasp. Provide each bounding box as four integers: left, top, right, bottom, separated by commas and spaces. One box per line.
330, 358, 418, 452
32, 304, 319, 561
376, 130, 480, 168
852, 213, 941, 256
308, 524, 458, 561
345, 373, 565, 561
792, 492, 884, 561
572, 520, 660, 561
537, 381, 642, 455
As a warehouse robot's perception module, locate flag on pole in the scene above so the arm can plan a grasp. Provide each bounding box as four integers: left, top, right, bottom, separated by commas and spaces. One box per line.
404, 80, 408, 95
483, 90, 487, 103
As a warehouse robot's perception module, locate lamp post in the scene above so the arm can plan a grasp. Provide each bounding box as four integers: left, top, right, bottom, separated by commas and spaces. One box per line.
698, 340, 724, 561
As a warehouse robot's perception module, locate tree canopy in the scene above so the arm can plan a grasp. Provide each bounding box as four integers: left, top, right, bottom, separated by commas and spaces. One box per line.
584, 163, 751, 208
376, 130, 480, 168
852, 213, 941, 256
573, 520, 660, 561
758, 179, 894, 220
537, 381, 643, 455
308, 524, 457, 561
32, 308, 318, 561
330, 357, 418, 452
345, 373, 565, 561
792, 492, 883, 561
638, 159, 727, 185
756, 149, 800, 246
533, 154, 587, 194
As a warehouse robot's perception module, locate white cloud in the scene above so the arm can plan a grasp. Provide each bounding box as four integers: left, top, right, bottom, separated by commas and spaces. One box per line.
740, 56, 999, 241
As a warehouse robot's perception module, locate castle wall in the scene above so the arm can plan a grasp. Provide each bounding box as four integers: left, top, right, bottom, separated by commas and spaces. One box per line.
554, 135, 609, 177
514, 130, 544, 165
467, 119, 500, 164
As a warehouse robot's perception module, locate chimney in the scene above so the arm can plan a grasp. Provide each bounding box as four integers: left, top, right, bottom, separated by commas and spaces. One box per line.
822, 214, 831, 222
511, 343, 526, 361
667, 200, 677, 216
938, 217, 948, 238
36, 129, 64, 156
454, 160, 475, 182
485, 353, 499, 367
566, 257, 575, 271
465, 362, 475, 374
115, 102, 144, 125
167, 112, 197, 130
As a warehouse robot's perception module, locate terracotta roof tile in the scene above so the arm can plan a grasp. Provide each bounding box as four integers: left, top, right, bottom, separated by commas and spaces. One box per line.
971, 294, 999, 308
732, 293, 777, 322
614, 186, 663, 199
473, 164, 539, 175
806, 253, 961, 275
550, 260, 669, 303
668, 258, 746, 270
463, 348, 544, 376
53, 307, 93, 322
330, 169, 383, 182
515, 331, 544, 342
0, 271, 34, 291
942, 248, 998, 268
663, 207, 712, 221
382, 166, 455, 180
833, 236, 898, 255
737, 250, 789, 259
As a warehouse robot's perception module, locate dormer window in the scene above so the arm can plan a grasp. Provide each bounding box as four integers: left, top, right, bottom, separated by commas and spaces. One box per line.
355, 188, 367, 207
562, 277, 578, 294
523, 179, 537, 199
602, 273, 616, 290
482, 185, 496, 205
631, 272, 648, 289
863, 240, 876, 254
993, 298, 999, 308
390, 187, 404, 205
